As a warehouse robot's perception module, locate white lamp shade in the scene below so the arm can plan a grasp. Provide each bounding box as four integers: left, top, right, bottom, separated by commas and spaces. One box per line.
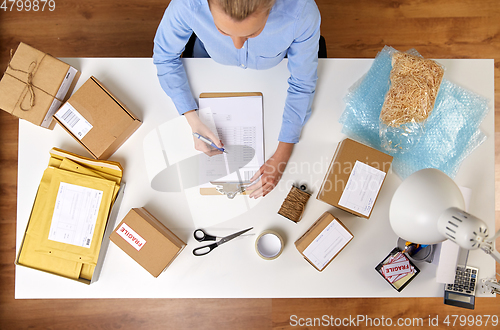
389, 168, 465, 244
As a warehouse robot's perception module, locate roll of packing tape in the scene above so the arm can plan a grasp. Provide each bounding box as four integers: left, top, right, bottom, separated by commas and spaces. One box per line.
255, 230, 284, 260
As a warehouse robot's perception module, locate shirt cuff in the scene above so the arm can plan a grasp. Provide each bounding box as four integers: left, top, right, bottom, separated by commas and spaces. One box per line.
278, 120, 302, 144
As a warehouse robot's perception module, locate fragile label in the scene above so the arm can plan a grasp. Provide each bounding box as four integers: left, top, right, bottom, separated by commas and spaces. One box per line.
116, 223, 146, 251
54, 102, 93, 140
381, 253, 415, 283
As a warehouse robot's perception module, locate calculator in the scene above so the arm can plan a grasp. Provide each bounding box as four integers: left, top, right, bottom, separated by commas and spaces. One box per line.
444, 265, 478, 310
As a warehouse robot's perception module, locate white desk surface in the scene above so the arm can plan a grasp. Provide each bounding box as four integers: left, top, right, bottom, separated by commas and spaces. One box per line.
15, 58, 495, 298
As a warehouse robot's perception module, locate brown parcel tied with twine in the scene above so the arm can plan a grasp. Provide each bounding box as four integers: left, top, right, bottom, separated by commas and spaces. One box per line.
0, 42, 80, 129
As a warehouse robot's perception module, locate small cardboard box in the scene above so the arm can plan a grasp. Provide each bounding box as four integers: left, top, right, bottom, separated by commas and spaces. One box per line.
110, 208, 186, 277
0, 42, 80, 129
53, 76, 142, 159
295, 212, 354, 272
317, 138, 393, 219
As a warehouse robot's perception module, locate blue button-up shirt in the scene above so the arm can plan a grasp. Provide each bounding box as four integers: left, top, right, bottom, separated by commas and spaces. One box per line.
153, 0, 320, 143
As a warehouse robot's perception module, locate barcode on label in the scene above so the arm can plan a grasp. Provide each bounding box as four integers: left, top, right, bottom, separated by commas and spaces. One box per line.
61, 108, 80, 128
54, 103, 93, 140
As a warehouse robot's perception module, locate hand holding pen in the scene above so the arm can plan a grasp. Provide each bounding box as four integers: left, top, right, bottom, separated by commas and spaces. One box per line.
184, 110, 225, 156
193, 133, 227, 154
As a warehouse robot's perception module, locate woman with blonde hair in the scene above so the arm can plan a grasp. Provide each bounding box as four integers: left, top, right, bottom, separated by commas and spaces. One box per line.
154, 0, 321, 198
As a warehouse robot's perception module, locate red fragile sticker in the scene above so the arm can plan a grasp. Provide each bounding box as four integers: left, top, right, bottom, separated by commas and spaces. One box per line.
381, 253, 414, 283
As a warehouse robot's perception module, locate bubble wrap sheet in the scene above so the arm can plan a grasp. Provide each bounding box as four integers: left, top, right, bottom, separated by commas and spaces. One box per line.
339, 46, 490, 179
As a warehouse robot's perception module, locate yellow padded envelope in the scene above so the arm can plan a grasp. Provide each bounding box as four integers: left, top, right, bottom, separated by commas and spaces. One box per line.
17, 148, 123, 281
34, 167, 116, 264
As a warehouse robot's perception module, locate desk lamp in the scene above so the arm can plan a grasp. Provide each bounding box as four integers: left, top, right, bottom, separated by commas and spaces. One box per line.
389, 168, 500, 264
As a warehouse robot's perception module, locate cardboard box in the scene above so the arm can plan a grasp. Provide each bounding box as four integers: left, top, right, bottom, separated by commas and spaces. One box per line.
110, 208, 186, 277
0, 42, 80, 129
317, 138, 393, 218
53, 76, 142, 159
295, 212, 354, 272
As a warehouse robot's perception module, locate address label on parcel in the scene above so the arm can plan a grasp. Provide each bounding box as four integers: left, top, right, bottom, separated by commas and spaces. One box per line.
55, 103, 93, 140
338, 160, 386, 216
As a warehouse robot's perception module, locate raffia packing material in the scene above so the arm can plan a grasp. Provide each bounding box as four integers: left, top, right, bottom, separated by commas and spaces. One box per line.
0, 42, 80, 129
379, 51, 445, 154
109, 208, 186, 278
339, 46, 490, 180
53, 76, 142, 159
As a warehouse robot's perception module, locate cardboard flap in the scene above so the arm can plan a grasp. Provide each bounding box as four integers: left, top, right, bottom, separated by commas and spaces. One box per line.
90, 76, 139, 120
134, 208, 186, 248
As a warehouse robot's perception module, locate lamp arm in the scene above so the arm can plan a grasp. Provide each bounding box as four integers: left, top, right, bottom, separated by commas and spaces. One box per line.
481, 228, 500, 264
491, 228, 500, 241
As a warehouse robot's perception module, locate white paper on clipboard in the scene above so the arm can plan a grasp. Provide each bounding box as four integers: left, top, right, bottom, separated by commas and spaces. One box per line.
198, 93, 264, 194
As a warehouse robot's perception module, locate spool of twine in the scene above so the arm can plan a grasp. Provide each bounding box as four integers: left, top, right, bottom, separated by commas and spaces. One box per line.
278, 185, 311, 223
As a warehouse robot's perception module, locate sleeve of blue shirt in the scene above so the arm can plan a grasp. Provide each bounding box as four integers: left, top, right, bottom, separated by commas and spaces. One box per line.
279, 0, 320, 144
153, 0, 199, 114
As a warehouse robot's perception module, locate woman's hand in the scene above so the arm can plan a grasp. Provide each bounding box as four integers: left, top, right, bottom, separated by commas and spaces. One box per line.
184, 110, 223, 156
248, 142, 294, 198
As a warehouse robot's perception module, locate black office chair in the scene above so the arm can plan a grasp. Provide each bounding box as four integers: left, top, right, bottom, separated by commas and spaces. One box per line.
183, 33, 327, 58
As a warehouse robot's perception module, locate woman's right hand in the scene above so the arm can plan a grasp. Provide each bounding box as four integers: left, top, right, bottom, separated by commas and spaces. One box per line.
184, 110, 224, 156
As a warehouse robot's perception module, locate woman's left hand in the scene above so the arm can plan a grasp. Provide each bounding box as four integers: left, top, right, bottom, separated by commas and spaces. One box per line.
248, 142, 294, 198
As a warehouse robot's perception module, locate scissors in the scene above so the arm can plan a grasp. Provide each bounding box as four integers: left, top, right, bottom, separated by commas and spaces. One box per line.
192, 227, 253, 256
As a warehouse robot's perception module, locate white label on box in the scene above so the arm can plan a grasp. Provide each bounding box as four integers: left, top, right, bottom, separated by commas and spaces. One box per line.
338, 160, 386, 217
41, 98, 62, 128
116, 223, 146, 251
55, 102, 93, 139
303, 219, 353, 271
55, 66, 78, 101
48, 182, 103, 248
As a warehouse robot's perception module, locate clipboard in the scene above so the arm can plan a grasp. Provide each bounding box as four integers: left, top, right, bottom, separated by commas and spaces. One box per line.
198, 92, 264, 198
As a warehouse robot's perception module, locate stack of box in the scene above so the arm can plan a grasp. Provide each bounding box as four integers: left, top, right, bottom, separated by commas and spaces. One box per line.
16, 148, 124, 284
